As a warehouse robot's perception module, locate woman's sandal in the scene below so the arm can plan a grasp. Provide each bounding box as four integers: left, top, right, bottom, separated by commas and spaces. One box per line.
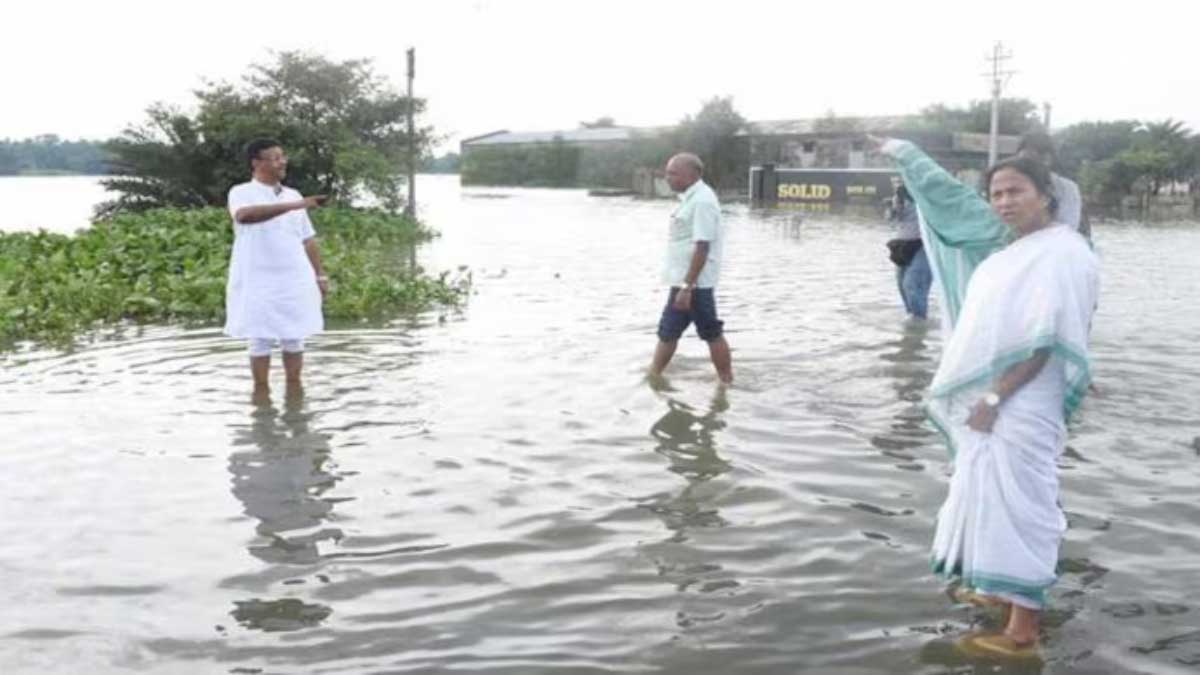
956, 632, 1041, 660
949, 587, 1013, 626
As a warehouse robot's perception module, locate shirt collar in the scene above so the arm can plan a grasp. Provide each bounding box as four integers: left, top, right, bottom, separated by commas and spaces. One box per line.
680, 179, 703, 201
251, 178, 284, 195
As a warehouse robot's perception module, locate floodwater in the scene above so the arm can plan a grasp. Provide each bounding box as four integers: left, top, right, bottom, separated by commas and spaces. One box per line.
0, 175, 114, 234
1, 175, 1199, 674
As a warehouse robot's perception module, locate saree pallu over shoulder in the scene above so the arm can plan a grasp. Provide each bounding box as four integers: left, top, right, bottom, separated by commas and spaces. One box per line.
881, 139, 1100, 455
926, 224, 1100, 458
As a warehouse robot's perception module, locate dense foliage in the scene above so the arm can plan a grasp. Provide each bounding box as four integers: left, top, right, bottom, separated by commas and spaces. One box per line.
915, 98, 1043, 136
0, 207, 468, 349
101, 51, 433, 216
421, 152, 461, 174
1056, 118, 1199, 204
461, 138, 583, 187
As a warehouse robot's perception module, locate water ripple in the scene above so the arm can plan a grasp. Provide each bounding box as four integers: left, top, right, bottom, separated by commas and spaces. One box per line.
2, 178, 1198, 673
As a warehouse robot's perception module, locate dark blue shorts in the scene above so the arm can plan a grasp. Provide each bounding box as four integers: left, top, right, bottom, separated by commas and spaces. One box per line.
657, 287, 724, 342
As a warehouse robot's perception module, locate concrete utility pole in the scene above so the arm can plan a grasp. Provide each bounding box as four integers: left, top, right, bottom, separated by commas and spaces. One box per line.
405, 47, 417, 219
984, 42, 1014, 166
1043, 102, 1053, 130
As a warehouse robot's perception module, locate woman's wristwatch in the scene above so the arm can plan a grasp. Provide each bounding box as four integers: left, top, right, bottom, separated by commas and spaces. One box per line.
982, 392, 1001, 408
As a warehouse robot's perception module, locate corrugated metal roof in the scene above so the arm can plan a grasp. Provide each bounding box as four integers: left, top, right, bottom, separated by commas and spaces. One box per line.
460, 130, 510, 145
465, 127, 637, 146
739, 115, 920, 136
462, 117, 1016, 149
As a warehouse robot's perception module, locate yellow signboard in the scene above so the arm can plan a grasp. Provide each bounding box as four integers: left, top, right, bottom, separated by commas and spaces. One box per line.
777, 183, 833, 200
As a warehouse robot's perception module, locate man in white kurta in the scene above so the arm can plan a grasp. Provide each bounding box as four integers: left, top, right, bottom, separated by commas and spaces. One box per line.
224, 138, 327, 394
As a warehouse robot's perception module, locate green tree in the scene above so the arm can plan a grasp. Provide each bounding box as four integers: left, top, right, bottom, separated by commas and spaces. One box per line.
1139, 119, 1194, 193
101, 51, 432, 216
672, 96, 748, 190
421, 152, 461, 173
0, 136, 110, 175
101, 106, 225, 210
917, 98, 1041, 136
1117, 147, 1172, 196
459, 141, 582, 187
1059, 119, 1197, 202
1054, 120, 1140, 178
1189, 137, 1200, 195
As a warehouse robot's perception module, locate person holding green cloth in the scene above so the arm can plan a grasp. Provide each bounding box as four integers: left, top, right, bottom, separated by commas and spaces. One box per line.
870, 135, 1100, 660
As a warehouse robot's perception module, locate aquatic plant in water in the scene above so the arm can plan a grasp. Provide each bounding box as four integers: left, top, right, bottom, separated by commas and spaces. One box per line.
0, 207, 469, 349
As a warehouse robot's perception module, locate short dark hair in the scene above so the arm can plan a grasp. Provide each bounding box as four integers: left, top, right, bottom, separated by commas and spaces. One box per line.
984, 156, 1058, 216
245, 137, 282, 168
1017, 132, 1056, 160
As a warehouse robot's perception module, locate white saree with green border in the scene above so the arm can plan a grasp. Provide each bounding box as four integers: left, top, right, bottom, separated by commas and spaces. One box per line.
884, 140, 1100, 609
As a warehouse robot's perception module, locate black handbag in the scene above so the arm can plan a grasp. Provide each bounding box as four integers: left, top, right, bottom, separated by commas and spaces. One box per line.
886, 238, 922, 267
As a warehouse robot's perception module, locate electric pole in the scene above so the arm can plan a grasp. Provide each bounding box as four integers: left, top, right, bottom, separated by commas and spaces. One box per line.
405, 47, 417, 219
984, 42, 1015, 166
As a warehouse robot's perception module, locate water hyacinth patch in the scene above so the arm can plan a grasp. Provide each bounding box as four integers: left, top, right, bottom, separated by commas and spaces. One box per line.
0, 207, 469, 349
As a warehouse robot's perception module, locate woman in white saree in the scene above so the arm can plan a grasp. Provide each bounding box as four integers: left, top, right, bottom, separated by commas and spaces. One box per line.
876, 138, 1100, 658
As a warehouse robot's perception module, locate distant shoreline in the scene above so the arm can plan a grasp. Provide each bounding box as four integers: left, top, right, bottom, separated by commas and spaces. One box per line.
1, 170, 110, 177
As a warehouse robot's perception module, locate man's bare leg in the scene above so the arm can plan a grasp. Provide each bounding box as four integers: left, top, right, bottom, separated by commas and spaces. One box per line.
651, 339, 678, 377
251, 355, 271, 393
708, 336, 733, 384
282, 350, 303, 390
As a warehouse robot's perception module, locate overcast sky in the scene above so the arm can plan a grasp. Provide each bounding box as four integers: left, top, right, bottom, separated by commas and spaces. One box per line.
4, 0, 1198, 151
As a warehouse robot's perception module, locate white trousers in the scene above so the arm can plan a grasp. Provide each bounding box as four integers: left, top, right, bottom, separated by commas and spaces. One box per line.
247, 338, 305, 357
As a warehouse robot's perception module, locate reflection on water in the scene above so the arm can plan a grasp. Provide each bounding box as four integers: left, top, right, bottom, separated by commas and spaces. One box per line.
917, 635, 1047, 674
649, 386, 731, 480
640, 385, 747, 638
1, 176, 1199, 674
227, 390, 338, 631
229, 597, 333, 633
229, 390, 343, 564
872, 321, 936, 469
642, 388, 731, 540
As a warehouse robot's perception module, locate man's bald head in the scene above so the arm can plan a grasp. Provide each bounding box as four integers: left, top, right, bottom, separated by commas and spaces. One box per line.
665, 153, 704, 192
669, 153, 704, 174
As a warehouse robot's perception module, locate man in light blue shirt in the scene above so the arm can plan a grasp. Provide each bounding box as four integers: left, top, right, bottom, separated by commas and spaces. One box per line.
650, 153, 733, 383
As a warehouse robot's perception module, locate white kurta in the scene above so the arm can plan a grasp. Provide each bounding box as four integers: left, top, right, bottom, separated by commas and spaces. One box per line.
223, 180, 323, 340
